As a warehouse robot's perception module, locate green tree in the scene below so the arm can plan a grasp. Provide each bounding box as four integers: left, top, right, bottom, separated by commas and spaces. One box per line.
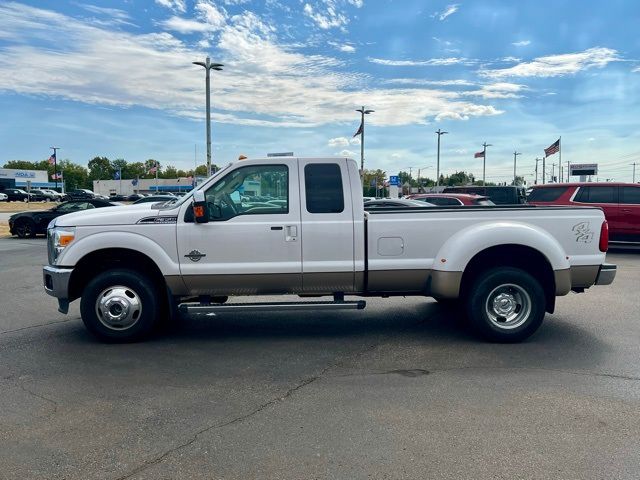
162, 165, 178, 179
143, 159, 160, 178
127, 162, 146, 179
88, 156, 113, 181
194, 164, 209, 176
58, 160, 89, 190
513, 175, 525, 186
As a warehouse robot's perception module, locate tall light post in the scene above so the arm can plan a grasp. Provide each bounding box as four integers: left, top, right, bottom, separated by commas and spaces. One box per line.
481, 142, 491, 186
513, 151, 521, 185
435, 129, 448, 187
534, 157, 542, 185
193, 57, 223, 177
355, 106, 374, 179
50, 147, 60, 191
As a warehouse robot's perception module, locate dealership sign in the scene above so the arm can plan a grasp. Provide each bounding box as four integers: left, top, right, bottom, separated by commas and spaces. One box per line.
569, 164, 598, 176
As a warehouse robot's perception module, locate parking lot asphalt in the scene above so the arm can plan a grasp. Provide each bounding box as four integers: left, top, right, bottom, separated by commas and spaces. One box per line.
0, 237, 638, 479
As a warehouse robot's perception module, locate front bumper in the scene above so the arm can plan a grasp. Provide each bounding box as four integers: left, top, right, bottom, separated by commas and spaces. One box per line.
43, 265, 73, 314
595, 263, 616, 286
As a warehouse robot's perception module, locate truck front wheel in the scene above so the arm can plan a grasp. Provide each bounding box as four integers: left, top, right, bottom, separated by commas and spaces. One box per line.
80, 269, 160, 342
465, 267, 546, 343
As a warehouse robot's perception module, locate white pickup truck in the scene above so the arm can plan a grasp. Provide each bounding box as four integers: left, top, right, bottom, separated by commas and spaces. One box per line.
43, 157, 616, 343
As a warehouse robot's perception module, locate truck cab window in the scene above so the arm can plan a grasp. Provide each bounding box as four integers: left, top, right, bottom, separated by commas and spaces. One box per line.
204, 164, 288, 221
304, 163, 344, 213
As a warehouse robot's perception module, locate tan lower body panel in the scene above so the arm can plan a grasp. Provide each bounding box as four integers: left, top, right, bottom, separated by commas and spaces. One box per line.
303, 272, 355, 294
430, 270, 463, 299
367, 269, 430, 293
181, 273, 303, 296
570, 265, 600, 288
554, 269, 571, 295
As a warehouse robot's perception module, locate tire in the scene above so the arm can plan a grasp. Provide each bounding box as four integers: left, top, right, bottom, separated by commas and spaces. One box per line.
15, 219, 36, 238
465, 267, 546, 343
80, 269, 161, 342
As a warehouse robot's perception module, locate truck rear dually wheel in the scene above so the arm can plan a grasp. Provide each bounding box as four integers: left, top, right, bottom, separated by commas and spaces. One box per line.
80, 269, 160, 342
465, 267, 545, 343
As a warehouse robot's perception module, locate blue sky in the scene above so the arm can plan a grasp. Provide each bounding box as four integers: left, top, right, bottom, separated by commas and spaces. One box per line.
1, 0, 639, 183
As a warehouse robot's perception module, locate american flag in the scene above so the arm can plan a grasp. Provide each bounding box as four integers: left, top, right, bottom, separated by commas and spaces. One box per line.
148, 165, 157, 175
353, 120, 363, 137
48, 152, 56, 165
474, 151, 485, 158
544, 138, 560, 157
51, 172, 62, 180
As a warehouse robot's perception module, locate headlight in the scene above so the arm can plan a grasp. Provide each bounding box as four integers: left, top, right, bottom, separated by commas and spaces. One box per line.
48, 226, 76, 265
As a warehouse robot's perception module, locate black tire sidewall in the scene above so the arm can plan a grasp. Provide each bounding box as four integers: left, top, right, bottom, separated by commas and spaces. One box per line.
80, 269, 160, 342
466, 267, 546, 343
16, 219, 36, 238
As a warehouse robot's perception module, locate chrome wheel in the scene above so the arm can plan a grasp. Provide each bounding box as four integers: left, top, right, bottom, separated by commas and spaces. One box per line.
95, 285, 142, 331
485, 283, 532, 330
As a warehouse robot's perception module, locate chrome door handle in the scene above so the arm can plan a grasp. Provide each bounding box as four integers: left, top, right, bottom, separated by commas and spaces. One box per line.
285, 225, 297, 242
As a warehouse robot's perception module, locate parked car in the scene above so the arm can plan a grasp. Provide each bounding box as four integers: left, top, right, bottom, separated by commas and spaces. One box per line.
0, 192, 7, 202
126, 193, 146, 201
9, 199, 119, 238
109, 194, 127, 201
364, 199, 434, 210
3, 188, 35, 202
528, 182, 640, 243
442, 186, 527, 205
63, 189, 96, 201
43, 157, 614, 343
406, 193, 494, 206
132, 195, 177, 205
31, 188, 62, 201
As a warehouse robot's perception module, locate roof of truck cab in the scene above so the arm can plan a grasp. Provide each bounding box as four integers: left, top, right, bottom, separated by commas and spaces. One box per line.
531, 182, 638, 188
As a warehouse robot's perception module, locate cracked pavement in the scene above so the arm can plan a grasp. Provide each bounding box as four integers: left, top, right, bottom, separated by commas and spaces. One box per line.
0, 238, 639, 479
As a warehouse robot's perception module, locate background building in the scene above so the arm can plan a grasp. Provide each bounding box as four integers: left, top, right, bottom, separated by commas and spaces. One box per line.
93, 177, 199, 196
0, 168, 53, 189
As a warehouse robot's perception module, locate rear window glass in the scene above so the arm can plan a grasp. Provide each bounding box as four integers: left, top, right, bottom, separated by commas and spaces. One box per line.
304, 163, 344, 213
576, 186, 617, 204
527, 186, 568, 202
621, 186, 640, 204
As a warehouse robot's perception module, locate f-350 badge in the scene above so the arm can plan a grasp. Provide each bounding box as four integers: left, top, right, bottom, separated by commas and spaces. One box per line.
572, 222, 594, 243
185, 250, 206, 262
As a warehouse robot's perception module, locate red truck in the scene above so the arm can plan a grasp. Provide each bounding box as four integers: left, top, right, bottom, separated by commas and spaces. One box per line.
528, 183, 640, 244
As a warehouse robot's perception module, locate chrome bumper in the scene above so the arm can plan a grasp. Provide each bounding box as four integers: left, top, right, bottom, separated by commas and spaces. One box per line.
43, 265, 73, 314
595, 263, 616, 286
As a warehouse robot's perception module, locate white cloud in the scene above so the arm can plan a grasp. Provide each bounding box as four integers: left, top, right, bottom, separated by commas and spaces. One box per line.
160, 16, 211, 33
463, 82, 527, 99
155, 0, 186, 13
328, 137, 350, 147
633, 66, 640, 73
195, 1, 227, 29
369, 57, 470, 67
481, 47, 620, 78
501, 56, 520, 63
384, 78, 475, 87
0, 3, 503, 128
512, 40, 531, 47
303, 2, 348, 30
339, 149, 357, 157
328, 41, 356, 53
432, 4, 459, 21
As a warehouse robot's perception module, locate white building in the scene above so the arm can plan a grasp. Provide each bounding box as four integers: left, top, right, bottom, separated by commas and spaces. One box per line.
0, 168, 54, 188
93, 177, 200, 196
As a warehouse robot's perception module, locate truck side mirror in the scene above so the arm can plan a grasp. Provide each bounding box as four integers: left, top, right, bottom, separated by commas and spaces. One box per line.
192, 190, 209, 224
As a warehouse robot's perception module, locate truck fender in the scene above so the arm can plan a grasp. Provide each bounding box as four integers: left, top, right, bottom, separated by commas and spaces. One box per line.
57, 231, 179, 276
433, 221, 570, 273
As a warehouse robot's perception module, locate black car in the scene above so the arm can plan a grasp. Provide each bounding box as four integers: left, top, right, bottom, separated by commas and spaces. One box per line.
364, 199, 434, 210
2, 188, 38, 202
133, 195, 177, 205
63, 189, 96, 201
126, 193, 146, 201
8, 199, 118, 238
108, 194, 127, 201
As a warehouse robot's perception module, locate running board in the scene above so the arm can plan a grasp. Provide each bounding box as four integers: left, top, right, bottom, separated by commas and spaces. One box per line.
179, 300, 366, 315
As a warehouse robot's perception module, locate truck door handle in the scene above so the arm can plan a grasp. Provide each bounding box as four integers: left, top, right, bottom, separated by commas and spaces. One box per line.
285, 225, 297, 242
621, 208, 631, 213
270, 226, 283, 230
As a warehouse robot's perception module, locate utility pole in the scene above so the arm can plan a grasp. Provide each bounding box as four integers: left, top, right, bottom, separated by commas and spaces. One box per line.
632, 162, 638, 183
513, 151, 521, 185
50, 147, 60, 191
435, 129, 448, 187
193, 57, 223, 177
542, 156, 546, 184
482, 142, 492, 186
534, 158, 542, 184
551, 163, 556, 183
355, 106, 374, 180
566, 161, 570, 183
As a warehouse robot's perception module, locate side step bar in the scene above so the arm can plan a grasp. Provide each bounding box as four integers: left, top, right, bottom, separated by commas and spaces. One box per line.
179, 300, 366, 315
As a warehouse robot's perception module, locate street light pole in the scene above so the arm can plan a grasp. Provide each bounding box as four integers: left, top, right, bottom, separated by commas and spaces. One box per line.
513, 151, 521, 185
435, 129, 448, 187
50, 147, 60, 191
482, 142, 492, 186
193, 57, 223, 177
534, 157, 542, 185
631, 162, 637, 183
355, 106, 374, 179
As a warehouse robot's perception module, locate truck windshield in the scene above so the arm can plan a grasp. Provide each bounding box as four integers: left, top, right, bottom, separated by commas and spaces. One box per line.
162, 163, 234, 210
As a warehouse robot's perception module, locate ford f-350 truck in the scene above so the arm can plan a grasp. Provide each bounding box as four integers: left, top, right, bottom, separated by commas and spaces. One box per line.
43, 157, 616, 343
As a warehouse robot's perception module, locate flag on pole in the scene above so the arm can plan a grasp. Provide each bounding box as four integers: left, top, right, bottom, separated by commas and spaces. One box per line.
48, 152, 56, 165
114, 169, 121, 180
131, 178, 138, 186
353, 120, 363, 137
148, 165, 157, 175
544, 138, 560, 157
51, 172, 63, 180
474, 151, 485, 158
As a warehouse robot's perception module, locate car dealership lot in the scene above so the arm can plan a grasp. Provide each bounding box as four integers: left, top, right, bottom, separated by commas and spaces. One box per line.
0, 238, 639, 479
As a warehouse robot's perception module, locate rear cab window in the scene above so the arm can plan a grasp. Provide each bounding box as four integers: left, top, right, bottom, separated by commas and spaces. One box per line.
621, 186, 640, 204
575, 186, 618, 204
304, 164, 344, 213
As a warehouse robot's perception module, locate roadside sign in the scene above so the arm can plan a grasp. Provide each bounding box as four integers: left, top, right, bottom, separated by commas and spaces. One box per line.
570, 163, 598, 176
389, 175, 399, 186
